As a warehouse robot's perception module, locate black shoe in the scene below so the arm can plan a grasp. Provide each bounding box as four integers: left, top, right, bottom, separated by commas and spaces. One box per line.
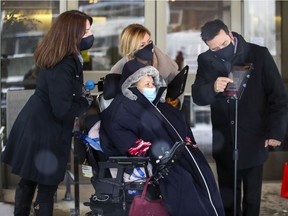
33, 202, 54, 216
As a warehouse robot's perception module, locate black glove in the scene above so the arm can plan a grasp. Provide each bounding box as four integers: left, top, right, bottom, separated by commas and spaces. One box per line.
82, 85, 93, 106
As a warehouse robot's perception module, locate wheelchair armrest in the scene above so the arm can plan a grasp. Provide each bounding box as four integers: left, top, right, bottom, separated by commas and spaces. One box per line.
107, 156, 149, 165
156, 141, 186, 166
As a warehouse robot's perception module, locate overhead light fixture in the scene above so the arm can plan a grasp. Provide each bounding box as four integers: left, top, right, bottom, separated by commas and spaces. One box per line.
89, 0, 98, 4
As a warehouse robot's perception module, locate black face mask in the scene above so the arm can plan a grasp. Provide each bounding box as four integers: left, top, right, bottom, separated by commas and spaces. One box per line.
134, 43, 154, 61
214, 42, 235, 61
79, 35, 94, 51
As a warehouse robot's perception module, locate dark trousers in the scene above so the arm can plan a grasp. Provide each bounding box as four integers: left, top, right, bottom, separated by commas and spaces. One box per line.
15, 178, 58, 216
216, 164, 263, 216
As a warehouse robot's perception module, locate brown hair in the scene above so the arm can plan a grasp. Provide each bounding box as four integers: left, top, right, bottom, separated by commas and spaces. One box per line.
119, 24, 151, 59
34, 10, 93, 69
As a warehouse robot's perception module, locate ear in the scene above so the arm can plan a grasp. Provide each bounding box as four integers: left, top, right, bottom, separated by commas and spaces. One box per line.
229, 31, 235, 43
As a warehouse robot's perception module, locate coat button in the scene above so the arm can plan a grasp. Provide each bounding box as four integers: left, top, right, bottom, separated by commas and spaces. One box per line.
230, 121, 234, 125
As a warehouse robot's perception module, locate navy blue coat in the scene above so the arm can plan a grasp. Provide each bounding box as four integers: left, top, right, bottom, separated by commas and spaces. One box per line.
100, 87, 225, 216
192, 32, 288, 170
2, 55, 89, 185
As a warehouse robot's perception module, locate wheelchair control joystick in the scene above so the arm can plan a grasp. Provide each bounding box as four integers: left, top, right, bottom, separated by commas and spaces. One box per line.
154, 141, 186, 181
156, 141, 186, 166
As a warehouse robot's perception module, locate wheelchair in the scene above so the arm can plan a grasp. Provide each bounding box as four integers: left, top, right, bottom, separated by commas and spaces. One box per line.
76, 73, 188, 216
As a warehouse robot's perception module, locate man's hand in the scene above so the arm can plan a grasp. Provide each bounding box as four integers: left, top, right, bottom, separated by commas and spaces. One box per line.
214, 77, 233, 93
265, 139, 281, 147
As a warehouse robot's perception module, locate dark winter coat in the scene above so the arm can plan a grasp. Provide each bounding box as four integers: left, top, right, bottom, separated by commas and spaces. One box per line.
2, 54, 89, 185
100, 65, 225, 216
192, 32, 288, 170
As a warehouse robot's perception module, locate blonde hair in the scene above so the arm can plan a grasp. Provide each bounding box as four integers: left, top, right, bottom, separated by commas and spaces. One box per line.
119, 24, 151, 59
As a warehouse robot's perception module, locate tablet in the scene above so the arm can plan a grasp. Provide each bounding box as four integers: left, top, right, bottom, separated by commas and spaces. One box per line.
224, 63, 253, 99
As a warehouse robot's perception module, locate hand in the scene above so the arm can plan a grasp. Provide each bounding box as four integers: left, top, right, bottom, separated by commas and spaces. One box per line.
166, 97, 180, 108
264, 139, 281, 147
82, 85, 93, 106
214, 77, 233, 93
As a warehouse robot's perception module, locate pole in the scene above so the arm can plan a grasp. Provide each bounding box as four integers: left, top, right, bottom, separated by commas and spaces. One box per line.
233, 99, 239, 216
0, 126, 5, 201
226, 63, 252, 216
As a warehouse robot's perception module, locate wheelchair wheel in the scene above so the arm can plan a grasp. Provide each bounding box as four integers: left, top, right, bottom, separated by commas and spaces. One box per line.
84, 200, 128, 216
84, 211, 98, 216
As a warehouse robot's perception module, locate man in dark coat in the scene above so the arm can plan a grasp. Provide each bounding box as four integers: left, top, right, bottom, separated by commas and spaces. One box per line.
100, 58, 225, 216
192, 19, 288, 216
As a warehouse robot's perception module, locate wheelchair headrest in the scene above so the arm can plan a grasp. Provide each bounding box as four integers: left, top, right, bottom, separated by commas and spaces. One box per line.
166, 65, 189, 100
103, 73, 122, 100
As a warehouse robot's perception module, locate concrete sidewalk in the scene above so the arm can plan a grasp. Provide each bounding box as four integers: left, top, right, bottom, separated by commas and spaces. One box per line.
1, 181, 288, 216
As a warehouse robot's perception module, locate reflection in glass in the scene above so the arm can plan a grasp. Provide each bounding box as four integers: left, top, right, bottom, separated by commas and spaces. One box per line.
1, 0, 59, 126
79, 0, 145, 70
166, 1, 231, 72
243, 0, 281, 70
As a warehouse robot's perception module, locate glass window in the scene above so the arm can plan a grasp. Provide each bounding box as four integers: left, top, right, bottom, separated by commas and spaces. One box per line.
1, 0, 59, 126
167, 1, 231, 72
79, 0, 145, 70
243, 0, 281, 71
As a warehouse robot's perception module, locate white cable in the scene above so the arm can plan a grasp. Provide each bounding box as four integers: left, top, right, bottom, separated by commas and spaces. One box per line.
185, 145, 219, 216
153, 104, 219, 215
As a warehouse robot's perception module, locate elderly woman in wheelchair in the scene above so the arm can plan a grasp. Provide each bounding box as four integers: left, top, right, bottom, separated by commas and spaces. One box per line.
80, 58, 224, 216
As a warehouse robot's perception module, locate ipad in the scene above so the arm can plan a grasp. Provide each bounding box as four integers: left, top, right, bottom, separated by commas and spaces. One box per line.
224, 63, 253, 99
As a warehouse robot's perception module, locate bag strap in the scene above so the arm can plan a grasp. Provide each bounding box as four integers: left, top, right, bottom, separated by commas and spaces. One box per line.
141, 177, 151, 199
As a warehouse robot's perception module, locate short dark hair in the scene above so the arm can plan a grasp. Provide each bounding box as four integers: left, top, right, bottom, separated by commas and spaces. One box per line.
200, 19, 230, 43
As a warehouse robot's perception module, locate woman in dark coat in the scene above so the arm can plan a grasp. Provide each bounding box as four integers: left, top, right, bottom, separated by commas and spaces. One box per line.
100, 59, 225, 216
1, 10, 94, 216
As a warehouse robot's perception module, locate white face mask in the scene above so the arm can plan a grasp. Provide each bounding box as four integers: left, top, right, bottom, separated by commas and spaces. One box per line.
142, 87, 157, 102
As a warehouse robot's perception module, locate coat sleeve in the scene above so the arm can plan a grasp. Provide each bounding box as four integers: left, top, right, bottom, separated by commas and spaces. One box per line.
192, 55, 218, 106
47, 59, 88, 121
101, 103, 145, 156
262, 47, 288, 141
109, 121, 142, 155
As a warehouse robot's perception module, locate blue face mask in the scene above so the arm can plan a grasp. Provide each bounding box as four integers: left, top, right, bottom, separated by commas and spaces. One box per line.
142, 87, 157, 102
